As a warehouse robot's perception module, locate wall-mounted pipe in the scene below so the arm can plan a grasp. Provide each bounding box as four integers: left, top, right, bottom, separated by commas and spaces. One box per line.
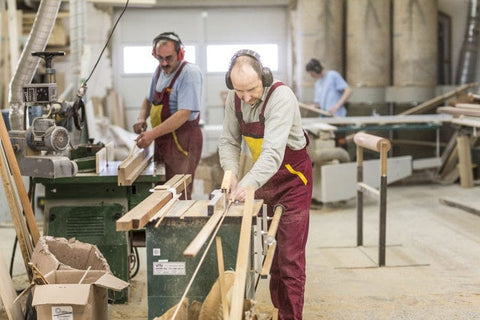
69, 0, 87, 93
455, 0, 480, 85
8, 0, 61, 129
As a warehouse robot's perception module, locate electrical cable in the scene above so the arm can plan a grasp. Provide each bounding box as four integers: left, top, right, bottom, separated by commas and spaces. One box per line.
82, 0, 130, 86
130, 246, 140, 278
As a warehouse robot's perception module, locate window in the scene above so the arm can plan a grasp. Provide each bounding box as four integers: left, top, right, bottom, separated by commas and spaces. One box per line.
206, 44, 278, 73
123, 45, 196, 74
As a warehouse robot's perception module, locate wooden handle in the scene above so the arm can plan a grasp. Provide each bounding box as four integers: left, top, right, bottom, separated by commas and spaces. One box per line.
266, 205, 284, 245
354, 132, 391, 153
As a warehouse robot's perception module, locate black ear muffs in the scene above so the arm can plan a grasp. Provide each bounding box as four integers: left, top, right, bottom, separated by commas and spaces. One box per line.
152, 32, 185, 61
225, 49, 273, 90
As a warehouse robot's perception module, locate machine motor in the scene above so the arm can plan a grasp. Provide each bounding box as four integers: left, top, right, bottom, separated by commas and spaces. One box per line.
26, 117, 69, 152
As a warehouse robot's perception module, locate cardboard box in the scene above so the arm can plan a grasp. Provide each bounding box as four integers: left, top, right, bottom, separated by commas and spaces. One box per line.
30, 236, 111, 275
32, 269, 129, 320
29, 237, 129, 319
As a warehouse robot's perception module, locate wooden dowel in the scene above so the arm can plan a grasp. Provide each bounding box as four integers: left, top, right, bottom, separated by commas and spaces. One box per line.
266, 205, 284, 245
260, 242, 276, 278
354, 132, 391, 153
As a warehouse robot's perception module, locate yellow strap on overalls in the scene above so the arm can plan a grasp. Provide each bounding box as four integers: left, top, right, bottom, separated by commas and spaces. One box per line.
285, 164, 308, 185
150, 103, 189, 156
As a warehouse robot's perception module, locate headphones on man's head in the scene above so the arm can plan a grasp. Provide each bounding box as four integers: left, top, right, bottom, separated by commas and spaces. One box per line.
225, 49, 273, 90
152, 32, 185, 61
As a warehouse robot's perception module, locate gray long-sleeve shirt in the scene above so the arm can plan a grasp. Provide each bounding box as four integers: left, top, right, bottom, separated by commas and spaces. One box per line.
218, 81, 306, 189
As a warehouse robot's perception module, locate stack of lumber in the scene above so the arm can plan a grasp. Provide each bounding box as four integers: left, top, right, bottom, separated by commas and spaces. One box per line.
435, 92, 480, 188
437, 91, 480, 120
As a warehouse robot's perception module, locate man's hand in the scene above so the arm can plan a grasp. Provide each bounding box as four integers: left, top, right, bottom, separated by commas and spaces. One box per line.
133, 119, 147, 134
136, 131, 154, 148
228, 174, 247, 202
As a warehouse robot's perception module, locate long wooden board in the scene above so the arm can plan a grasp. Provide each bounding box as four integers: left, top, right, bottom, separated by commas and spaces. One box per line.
399, 83, 477, 115
0, 142, 32, 268
0, 108, 40, 245
0, 249, 23, 320
183, 206, 227, 258
229, 187, 255, 320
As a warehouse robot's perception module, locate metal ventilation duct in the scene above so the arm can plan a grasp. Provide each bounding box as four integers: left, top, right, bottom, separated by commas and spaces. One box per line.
8, 0, 62, 128
455, 0, 480, 85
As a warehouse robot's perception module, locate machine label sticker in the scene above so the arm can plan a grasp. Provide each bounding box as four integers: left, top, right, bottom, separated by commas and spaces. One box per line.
153, 261, 186, 275
153, 248, 161, 256
52, 306, 73, 319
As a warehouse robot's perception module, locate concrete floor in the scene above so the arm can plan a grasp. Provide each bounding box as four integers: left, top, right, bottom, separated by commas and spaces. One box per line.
1, 182, 480, 319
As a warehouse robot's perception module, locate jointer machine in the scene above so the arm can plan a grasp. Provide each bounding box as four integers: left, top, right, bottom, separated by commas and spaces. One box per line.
116, 172, 283, 319
7, 51, 161, 304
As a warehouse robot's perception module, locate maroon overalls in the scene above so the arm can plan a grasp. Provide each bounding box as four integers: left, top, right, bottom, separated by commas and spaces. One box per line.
234, 82, 313, 320
152, 61, 203, 199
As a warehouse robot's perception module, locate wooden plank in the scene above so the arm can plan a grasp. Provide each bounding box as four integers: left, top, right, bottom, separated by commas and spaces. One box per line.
454, 103, 480, 109
117, 148, 152, 186
154, 174, 190, 193
437, 106, 480, 117
230, 186, 255, 320
0, 105, 40, 245
153, 194, 181, 227
399, 83, 477, 115
0, 249, 23, 320
227, 200, 263, 217
166, 199, 196, 218
116, 190, 172, 231
182, 200, 208, 218
451, 117, 480, 128
456, 135, 473, 188
105, 141, 115, 163
116, 175, 191, 230
95, 147, 107, 173
183, 205, 227, 257
0, 142, 32, 272
215, 237, 230, 320
299, 102, 333, 117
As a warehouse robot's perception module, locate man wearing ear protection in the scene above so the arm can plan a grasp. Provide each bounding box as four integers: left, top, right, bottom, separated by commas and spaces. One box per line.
218, 50, 312, 320
133, 32, 203, 199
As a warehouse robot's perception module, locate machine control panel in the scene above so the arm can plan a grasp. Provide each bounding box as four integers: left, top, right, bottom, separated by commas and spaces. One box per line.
23, 83, 58, 104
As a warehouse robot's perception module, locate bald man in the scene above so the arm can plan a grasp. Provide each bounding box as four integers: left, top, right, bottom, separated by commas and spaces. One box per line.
219, 50, 312, 320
